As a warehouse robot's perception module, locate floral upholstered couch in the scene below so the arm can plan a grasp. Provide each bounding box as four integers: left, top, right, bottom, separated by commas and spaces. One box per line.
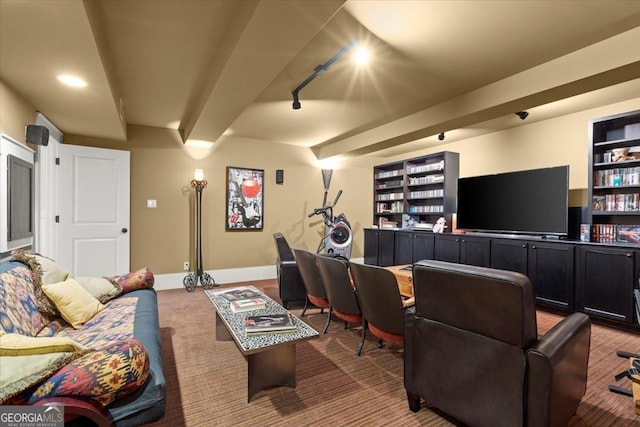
0, 250, 166, 426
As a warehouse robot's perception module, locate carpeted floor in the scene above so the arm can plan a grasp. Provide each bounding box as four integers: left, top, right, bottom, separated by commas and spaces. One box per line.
148, 280, 639, 426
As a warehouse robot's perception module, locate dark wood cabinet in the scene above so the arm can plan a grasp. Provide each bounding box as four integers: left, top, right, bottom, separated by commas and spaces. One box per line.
362, 228, 639, 329
491, 239, 529, 275
364, 228, 396, 266
434, 234, 460, 263
528, 242, 575, 310
394, 231, 435, 264
394, 231, 414, 264
460, 235, 491, 267
433, 234, 490, 266
413, 232, 435, 263
576, 245, 637, 323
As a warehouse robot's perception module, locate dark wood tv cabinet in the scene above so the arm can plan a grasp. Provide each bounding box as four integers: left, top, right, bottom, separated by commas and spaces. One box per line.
364, 228, 640, 330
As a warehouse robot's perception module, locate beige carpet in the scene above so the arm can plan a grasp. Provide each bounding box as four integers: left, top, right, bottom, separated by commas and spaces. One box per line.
148, 280, 639, 426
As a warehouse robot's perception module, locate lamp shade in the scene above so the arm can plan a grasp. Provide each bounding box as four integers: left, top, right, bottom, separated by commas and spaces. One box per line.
194, 169, 204, 181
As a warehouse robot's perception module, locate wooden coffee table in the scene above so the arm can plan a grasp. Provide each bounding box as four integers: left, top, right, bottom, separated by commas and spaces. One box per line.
385, 264, 414, 297
206, 286, 319, 402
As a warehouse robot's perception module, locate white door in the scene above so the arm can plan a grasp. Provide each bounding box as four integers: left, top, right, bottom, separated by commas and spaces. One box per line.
58, 145, 130, 277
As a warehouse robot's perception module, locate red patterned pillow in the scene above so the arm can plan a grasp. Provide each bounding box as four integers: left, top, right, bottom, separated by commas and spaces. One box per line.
112, 268, 154, 295
27, 338, 150, 406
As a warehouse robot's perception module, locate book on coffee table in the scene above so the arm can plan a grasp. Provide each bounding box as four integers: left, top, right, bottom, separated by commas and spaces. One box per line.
245, 313, 296, 334
221, 288, 262, 301
230, 297, 267, 313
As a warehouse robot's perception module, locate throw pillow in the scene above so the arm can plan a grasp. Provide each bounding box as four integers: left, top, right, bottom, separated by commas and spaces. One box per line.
0, 351, 88, 404
41, 278, 105, 329
35, 255, 70, 284
10, 249, 70, 316
27, 338, 150, 406
111, 267, 155, 294
74, 276, 122, 303
0, 333, 87, 356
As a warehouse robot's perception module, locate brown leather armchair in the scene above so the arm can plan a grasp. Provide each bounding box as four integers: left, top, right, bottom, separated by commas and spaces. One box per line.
405, 260, 591, 427
273, 233, 306, 308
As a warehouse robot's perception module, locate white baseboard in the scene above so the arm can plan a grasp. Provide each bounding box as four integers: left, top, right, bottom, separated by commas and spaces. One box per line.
153, 265, 276, 291
153, 257, 364, 291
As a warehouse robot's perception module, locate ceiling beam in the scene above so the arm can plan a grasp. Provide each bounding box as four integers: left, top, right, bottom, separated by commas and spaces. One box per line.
182, 0, 345, 144
314, 26, 640, 160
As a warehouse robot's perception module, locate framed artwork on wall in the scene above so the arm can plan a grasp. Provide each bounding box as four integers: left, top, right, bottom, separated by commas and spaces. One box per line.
226, 166, 264, 230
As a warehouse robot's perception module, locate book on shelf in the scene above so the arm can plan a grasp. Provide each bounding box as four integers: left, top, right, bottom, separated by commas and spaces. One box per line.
230, 297, 266, 313
616, 225, 640, 244
580, 224, 591, 242
220, 288, 262, 301
245, 313, 296, 334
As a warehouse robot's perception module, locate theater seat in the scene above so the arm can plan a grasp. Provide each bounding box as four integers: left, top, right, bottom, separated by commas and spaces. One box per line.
404, 260, 591, 427
273, 233, 306, 308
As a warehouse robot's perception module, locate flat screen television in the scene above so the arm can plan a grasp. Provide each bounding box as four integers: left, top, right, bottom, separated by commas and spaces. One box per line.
456, 166, 569, 236
1, 134, 35, 253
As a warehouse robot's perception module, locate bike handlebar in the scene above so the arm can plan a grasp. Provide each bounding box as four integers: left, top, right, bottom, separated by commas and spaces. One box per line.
308, 190, 342, 218
332, 189, 342, 207
308, 206, 332, 218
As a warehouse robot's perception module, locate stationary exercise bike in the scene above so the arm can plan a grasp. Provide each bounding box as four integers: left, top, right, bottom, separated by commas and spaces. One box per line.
308, 188, 353, 260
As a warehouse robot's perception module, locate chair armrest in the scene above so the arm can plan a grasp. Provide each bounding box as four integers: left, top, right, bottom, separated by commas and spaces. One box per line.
526, 312, 591, 427
33, 396, 115, 427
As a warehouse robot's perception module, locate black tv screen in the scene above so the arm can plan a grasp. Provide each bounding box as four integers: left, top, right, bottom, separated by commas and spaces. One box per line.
456, 166, 569, 236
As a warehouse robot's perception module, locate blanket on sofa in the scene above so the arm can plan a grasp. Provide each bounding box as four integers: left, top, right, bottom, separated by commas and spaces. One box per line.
0, 253, 163, 424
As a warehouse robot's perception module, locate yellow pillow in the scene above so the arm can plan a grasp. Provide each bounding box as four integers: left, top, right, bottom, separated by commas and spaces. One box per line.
75, 276, 121, 303
0, 333, 87, 356
42, 278, 105, 329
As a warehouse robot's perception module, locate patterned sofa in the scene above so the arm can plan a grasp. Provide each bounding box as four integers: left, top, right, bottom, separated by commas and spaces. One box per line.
0, 251, 166, 426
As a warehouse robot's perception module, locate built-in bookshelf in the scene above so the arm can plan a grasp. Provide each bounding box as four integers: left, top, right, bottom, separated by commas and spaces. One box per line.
588, 109, 640, 243
373, 151, 459, 229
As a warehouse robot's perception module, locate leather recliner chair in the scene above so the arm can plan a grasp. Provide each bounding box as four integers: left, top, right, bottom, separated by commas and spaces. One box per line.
404, 259, 591, 427
273, 233, 306, 308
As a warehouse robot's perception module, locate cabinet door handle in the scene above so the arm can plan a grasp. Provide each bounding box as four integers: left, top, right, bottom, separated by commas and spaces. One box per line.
522, 244, 526, 248
531, 245, 536, 249
588, 249, 633, 257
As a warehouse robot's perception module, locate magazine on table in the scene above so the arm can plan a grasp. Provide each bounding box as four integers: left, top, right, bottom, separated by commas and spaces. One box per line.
220, 288, 262, 301
230, 297, 267, 313
245, 313, 296, 334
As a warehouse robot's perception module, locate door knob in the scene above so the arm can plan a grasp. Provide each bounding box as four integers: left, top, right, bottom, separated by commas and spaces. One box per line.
121, 228, 128, 233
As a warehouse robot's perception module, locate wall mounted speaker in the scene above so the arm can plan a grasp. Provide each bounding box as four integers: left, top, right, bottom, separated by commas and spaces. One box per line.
276, 169, 284, 184
25, 125, 49, 146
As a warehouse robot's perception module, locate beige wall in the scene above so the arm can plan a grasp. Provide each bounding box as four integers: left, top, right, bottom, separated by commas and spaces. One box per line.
0, 80, 34, 145
2, 74, 639, 275
385, 98, 640, 207
65, 126, 374, 274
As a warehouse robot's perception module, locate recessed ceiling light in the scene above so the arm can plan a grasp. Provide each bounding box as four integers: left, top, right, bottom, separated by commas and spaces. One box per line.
185, 139, 214, 148
353, 47, 370, 65
57, 74, 87, 88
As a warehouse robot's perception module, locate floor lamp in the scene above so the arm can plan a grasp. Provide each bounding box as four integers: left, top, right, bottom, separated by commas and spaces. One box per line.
184, 169, 217, 291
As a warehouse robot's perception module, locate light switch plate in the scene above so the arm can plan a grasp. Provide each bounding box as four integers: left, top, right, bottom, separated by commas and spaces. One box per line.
147, 199, 157, 208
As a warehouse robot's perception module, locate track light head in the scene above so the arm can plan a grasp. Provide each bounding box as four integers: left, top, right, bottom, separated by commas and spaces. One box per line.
292, 91, 301, 110
516, 111, 529, 120
438, 132, 445, 141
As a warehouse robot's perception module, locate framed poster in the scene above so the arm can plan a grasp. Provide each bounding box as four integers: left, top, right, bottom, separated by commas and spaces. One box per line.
226, 166, 264, 230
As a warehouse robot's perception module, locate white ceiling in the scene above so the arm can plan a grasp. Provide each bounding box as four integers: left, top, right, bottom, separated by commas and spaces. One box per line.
1, 0, 639, 161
